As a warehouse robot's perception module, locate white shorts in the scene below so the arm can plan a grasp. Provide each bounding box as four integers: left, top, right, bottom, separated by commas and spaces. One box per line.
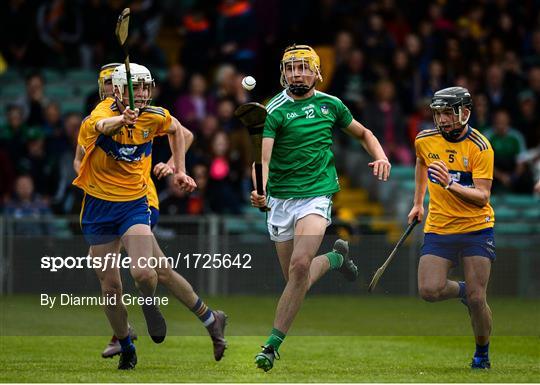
266, 195, 333, 242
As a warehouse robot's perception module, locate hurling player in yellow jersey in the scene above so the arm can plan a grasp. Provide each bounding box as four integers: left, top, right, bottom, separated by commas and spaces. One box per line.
74, 63, 198, 370
74, 64, 227, 364
408, 87, 495, 369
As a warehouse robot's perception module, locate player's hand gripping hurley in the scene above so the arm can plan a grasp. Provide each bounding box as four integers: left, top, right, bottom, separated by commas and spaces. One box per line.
368, 217, 419, 292
235, 102, 270, 212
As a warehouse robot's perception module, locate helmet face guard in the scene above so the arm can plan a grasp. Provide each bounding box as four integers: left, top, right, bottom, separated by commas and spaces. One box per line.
98, 63, 121, 100
430, 87, 472, 141
280, 45, 323, 96
112, 63, 155, 108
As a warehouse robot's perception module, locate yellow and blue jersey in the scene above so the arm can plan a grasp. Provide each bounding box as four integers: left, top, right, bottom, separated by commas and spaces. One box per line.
73, 98, 169, 203
415, 126, 495, 235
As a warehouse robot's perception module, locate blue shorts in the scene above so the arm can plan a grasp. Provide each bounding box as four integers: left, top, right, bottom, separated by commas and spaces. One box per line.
421, 227, 496, 266
150, 206, 159, 229
81, 194, 151, 245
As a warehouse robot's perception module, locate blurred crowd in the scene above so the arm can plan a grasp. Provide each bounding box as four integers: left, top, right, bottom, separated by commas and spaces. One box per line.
1, 0, 540, 222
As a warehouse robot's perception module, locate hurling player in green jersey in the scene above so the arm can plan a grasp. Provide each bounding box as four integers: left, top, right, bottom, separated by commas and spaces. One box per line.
252, 44, 391, 372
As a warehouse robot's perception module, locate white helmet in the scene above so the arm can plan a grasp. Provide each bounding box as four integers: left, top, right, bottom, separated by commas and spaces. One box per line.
112, 63, 155, 107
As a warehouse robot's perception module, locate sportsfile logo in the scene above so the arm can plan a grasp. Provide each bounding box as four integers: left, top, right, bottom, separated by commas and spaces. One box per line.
41, 253, 252, 272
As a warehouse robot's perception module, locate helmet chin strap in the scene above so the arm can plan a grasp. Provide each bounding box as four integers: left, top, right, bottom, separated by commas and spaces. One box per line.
288, 80, 316, 96
441, 124, 466, 141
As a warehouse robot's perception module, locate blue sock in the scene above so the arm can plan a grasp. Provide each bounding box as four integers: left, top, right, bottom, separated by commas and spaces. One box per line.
119, 335, 135, 353
458, 281, 466, 299
475, 342, 489, 358
191, 298, 215, 327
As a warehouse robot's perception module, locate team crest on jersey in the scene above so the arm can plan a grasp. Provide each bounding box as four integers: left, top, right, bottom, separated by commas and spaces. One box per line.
142, 130, 149, 139
463, 157, 469, 167
320, 104, 329, 115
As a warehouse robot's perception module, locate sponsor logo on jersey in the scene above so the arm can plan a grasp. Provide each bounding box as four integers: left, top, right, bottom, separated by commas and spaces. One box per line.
445, 149, 457, 154
428, 153, 440, 159
320, 104, 329, 115
301, 104, 315, 111
119, 146, 137, 156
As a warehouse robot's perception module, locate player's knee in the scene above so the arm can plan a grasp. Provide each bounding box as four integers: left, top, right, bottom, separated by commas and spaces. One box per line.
101, 282, 122, 300
466, 291, 486, 310
155, 266, 173, 285
132, 267, 157, 286
288, 258, 310, 281
418, 285, 443, 302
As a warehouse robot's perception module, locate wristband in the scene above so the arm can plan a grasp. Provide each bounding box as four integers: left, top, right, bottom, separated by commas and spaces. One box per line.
444, 179, 454, 190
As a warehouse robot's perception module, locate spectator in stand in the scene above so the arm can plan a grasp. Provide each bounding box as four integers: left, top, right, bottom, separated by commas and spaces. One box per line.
469, 93, 491, 133
178, 5, 214, 74
214, 64, 248, 105
216, 98, 238, 133
36, 0, 82, 67
206, 131, 242, 214
17, 129, 59, 199
15, 73, 48, 126
484, 110, 532, 193
3, 174, 52, 235
128, 0, 166, 67
390, 49, 416, 114
191, 114, 220, 164
333, 30, 355, 67
154, 64, 187, 113
526, 66, 540, 101
407, 98, 433, 143
42, 101, 63, 137
174, 73, 217, 132
523, 29, 540, 69
0, 0, 37, 67
0, 105, 30, 157
216, 0, 257, 72
515, 91, 540, 148
360, 13, 395, 67
483, 64, 516, 114
330, 49, 369, 118
363, 80, 412, 165
422, 60, 447, 98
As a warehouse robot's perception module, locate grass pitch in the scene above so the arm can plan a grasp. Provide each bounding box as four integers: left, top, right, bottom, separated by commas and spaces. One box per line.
1, 295, 539, 382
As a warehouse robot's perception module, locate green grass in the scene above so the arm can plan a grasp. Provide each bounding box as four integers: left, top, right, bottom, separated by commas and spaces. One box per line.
1, 295, 539, 382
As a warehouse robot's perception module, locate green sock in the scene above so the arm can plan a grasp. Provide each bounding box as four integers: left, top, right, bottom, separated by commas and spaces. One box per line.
265, 328, 286, 351
325, 251, 344, 270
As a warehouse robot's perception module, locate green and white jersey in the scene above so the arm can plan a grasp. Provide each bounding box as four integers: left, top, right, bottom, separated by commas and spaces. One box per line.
263, 89, 353, 199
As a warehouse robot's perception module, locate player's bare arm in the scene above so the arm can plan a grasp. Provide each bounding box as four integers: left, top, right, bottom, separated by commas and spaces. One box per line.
343, 119, 391, 181
429, 160, 491, 207
95, 106, 138, 136
251, 137, 274, 208
166, 118, 196, 192
73, 144, 85, 174
408, 157, 428, 224
154, 118, 194, 179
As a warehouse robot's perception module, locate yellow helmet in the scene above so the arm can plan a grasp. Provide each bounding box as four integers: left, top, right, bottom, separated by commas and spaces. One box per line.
280, 44, 323, 95
98, 62, 121, 100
